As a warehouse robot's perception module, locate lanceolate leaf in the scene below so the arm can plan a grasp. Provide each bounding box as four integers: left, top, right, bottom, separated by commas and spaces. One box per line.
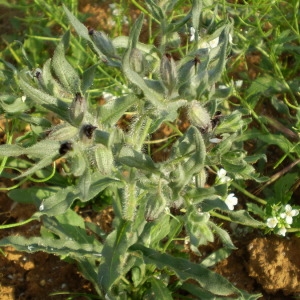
81, 63, 98, 93
118, 146, 158, 173
169, 126, 206, 194
63, 5, 106, 60
38, 174, 123, 216
98, 94, 138, 126
52, 31, 81, 94
207, 25, 230, 86
122, 14, 165, 109
14, 155, 57, 179
63, 5, 92, 41
0, 144, 27, 157
18, 71, 70, 121
145, 277, 173, 300
98, 220, 145, 293
130, 244, 241, 297
42, 58, 71, 98
0, 235, 102, 258
226, 210, 265, 227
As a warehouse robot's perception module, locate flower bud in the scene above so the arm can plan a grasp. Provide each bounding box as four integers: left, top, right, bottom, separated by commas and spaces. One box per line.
160, 53, 177, 94
89, 29, 117, 58
187, 100, 211, 129
69, 92, 86, 126
129, 48, 146, 74
80, 124, 97, 143
59, 141, 73, 155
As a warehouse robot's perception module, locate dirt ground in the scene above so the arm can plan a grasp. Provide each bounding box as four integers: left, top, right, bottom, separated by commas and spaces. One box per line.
1, 1, 300, 299
1, 193, 300, 299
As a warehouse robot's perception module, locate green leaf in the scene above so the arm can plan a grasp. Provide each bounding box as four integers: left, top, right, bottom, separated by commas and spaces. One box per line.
94, 144, 115, 175
237, 129, 293, 154
113, 36, 160, 61
42, 58, 71, 98
181, 282, 227, 300
98, 94, 138, 126
8, 186, 59, 205
81, 63, 98, 93
122, 14, 165, 109
191, 0, 202, 43
14, 155, 57, 179
76, 256, 105, 299
186, 209, 214, 250
207, 25, 231, 86
127, 115, 152, 151
118, 146, 158, 173
208, 222, 236, 249
0, 144, 27, 157
186, 185, 221, 201
41, 210, 100, 246
273, 173, 297, 204
63, 4, 92, 42
145, 0, 164, 22
38, 185, 79, 216
82, 173, 123, 203
52, 31, 81, 94
98, 220, 144, 293
0, 235, 102, 258
139, 214, 170, 247
144, 277, 173, 300
77, 257, 103, 297
130, 244, 241, 297
40, 174, 120, 216
200, 248, 232, 268
0, 95, 29, 114
18, 71, 70, 121
214, 110, 244, 135
78, 168, 92, 201
226, 210, 265, 227
169, 126, 206, 195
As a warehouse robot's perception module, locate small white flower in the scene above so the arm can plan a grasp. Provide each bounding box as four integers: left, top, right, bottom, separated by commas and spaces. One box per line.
278, 227, 287, 236
122, 16, 129, 25
39, 200, 45, 211
209, 138, 222, 143
225, 193, 238, 210
102, 92, 116, 102
190, 27, 196, 42
184, 236, 190, 245
235, 80, 243, 88
208, 36, 219, 48
21, 95, 26, 102
108, 3, 116, 9
280, 204, 299, 225
217, 168, 231, 184
266, 217, 278, 228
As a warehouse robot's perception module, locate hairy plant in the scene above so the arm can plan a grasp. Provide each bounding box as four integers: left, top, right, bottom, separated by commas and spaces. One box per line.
0, 1, 269, 299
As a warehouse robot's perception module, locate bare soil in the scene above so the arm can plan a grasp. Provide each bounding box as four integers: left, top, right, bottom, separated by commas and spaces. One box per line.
1, 192, 300, 299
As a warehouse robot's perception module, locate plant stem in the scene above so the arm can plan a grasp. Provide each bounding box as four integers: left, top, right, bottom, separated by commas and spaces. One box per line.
231, 181, 267, 205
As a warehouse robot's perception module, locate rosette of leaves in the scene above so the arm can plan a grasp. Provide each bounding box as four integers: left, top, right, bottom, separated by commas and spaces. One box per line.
0, 1, 264, 299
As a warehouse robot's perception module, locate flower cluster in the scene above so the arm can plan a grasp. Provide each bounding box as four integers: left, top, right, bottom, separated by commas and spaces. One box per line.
216, 168, 231, 184
216, 169, 238, 211
266, 204, 299, 236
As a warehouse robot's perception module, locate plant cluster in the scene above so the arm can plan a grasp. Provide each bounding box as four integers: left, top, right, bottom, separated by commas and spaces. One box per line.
0, 0, 299, 299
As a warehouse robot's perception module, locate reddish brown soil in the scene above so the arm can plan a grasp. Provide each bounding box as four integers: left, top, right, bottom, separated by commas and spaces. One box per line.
0, 194, 96, 300
1, 191, 300, 299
